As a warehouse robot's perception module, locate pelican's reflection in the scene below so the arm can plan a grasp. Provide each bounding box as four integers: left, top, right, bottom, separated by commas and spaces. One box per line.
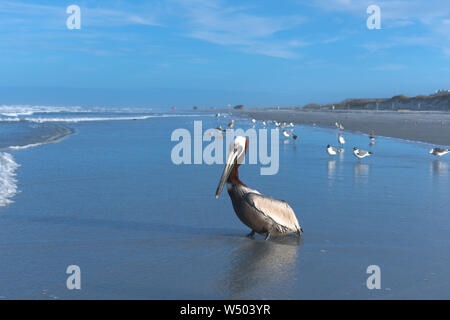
223, 238, 300, 298
354, 163, 370, 181
430, 160, 448, 177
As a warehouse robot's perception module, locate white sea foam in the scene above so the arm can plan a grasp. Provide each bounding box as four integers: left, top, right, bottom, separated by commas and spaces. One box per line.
0, 152, 19, 207
0, 105, 86, 117
0, 113, 207, 123
0, 105, 155, 117
8, 142, 46, 150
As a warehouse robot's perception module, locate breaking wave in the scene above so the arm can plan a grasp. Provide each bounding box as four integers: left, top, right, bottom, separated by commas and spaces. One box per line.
0, 152, 19, 207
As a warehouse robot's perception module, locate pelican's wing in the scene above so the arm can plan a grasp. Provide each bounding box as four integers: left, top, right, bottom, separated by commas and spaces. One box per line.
244, 192, 301, 233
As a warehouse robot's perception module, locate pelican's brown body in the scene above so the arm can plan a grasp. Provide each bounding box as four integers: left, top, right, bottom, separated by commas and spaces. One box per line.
227, 183, 302, 237
216, 136, 302, 239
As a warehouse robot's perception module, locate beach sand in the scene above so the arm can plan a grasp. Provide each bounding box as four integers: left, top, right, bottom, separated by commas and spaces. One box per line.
236, 109, 450, 147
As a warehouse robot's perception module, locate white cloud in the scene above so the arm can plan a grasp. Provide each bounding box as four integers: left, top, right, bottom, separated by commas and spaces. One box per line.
369, 63, 406, 71
0, 1, 161, 28
170, 0, 306, 58
306, 0, 450, 56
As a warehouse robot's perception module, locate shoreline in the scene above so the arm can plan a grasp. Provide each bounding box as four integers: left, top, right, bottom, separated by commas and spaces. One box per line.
0, 124, 75, 151
228, 109, 450, 147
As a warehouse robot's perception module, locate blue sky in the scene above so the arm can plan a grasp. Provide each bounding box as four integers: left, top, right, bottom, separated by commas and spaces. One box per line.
0, 0, 449, 108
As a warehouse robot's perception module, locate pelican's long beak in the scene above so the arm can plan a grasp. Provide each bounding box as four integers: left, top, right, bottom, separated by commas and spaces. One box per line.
215, 148, 239, 198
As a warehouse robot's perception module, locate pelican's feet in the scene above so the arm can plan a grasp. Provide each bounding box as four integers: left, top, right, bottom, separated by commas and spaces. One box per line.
246, 230, 255, 238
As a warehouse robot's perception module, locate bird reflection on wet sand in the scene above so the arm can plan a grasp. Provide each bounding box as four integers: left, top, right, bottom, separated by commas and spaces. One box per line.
327, 160, 336, 181
354, 163, 370, 177
430, 160, 448, 177
221, 237, 300, 299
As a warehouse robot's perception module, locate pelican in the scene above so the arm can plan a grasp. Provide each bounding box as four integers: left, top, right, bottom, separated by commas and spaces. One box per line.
215, 136, 302, 240
353, 147, 372, 160
429, 148, 449, 157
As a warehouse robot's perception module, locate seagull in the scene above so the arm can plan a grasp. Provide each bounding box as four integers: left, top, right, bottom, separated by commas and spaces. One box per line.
369, 130, 376, 142
282, 130, 291, 137
251, 119, 256, 124
216, 126, 226, 133
327, 145, 342, 155
429, 148, 450, 157
335, 122, 344, 130
215, 136, 303, 240
353, 147, 372, 160
338, 134, 346, 146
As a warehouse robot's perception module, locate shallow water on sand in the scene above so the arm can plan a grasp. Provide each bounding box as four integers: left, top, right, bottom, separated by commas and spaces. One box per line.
0, 113, 449, 299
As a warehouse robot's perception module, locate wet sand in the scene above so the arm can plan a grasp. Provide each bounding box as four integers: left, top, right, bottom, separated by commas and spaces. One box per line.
237, 109, 450, 147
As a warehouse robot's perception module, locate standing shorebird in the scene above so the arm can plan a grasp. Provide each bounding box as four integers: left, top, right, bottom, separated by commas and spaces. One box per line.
216, 126, 226, 133
327, 145, 342, 156
353, 147, 372, 160
228, 119, 235, 128
282, 130, 292, 138
429, 148, 449, 157
335, 122, 344, 130
369, 130, 376, 142
338, 134, 346, 146
215, 136, 302, 240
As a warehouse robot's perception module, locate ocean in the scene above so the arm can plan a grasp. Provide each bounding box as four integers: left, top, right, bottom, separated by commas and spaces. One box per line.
0, 105, 449, 299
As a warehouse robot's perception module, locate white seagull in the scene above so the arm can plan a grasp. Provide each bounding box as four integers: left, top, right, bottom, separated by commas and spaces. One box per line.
429, 148, 449, 157
282, 130, 291, 138
353, 147, 372, 160
327, 145, 342, 155
338, 134, 346, 146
